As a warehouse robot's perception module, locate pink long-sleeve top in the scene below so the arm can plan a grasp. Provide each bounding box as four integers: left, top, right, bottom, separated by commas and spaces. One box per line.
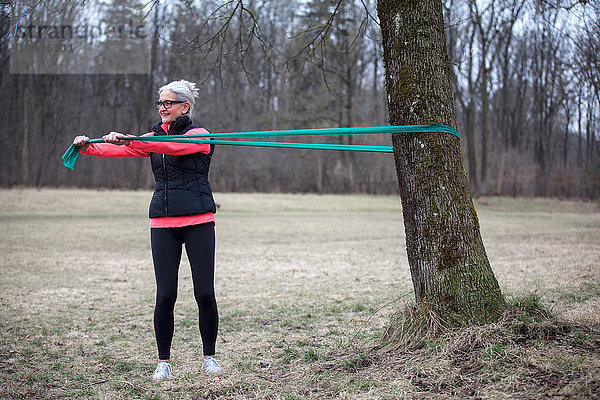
81, 125, 215, 228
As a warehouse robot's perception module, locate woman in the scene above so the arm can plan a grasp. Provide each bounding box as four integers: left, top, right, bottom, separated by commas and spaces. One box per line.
73, 80, 222, 380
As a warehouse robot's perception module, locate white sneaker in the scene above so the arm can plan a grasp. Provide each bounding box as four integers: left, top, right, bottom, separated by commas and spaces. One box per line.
152, 361, 172, 381
202, 356, 222, 374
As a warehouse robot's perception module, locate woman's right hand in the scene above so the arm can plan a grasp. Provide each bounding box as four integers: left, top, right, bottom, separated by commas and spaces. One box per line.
73, 135, 90, 150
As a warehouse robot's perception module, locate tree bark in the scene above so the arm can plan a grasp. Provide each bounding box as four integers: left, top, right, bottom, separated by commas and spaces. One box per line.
377, 0, 505, 325
20, 75, 29, 185
480, 69, 489, 195
465, 100, 478, 193
464, 23, 479, 194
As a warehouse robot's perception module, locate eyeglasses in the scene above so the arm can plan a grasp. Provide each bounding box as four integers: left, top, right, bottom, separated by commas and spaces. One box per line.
155, 100, 185, 110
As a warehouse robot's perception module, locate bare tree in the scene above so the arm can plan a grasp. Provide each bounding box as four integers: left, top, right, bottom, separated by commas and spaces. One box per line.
377, 0, 505, 329
1, 0, 597, 198
493, 0, 526, 194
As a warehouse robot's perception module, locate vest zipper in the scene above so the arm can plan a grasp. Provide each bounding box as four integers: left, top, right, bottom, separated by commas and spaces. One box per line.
162, 153, 168, 215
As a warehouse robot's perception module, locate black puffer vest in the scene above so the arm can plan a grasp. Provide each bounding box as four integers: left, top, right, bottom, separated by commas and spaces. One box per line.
148, 115, 217, 218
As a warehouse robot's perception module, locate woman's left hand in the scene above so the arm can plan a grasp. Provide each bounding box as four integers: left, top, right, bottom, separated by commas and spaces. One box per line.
102, 131, 130, 146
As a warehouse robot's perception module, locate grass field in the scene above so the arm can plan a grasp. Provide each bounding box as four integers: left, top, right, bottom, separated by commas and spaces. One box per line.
0, 189, 599, 399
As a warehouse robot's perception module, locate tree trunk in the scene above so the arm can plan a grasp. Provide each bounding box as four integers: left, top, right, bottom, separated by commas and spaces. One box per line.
377, 0, 505, 325
586, 101, 593, 168
496, 44, 511, 195
577, 89, 583, 167
563, 109, 570, 167
480, 69, 489, 195
345, 63, 355, 192
20, 76, 29, 185
463, 21, 479, 195
465, 100, 478, 193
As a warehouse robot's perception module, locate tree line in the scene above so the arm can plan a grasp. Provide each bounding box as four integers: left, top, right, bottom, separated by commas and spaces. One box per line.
0, 0, 597, 198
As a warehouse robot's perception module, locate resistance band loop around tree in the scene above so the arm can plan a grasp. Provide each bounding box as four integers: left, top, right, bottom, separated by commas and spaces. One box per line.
62, 124, 459, 170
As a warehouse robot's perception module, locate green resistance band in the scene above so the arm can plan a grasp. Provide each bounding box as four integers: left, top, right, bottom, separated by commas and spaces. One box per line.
62, 124, 459, 170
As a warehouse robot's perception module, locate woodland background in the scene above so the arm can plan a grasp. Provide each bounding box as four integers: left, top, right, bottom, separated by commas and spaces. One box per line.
0, 0, 598, 198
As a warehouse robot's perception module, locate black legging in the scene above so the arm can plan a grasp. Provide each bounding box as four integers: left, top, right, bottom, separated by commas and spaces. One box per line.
150, 222, 218, 359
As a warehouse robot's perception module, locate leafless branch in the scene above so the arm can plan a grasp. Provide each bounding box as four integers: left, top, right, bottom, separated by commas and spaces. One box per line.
537, 0, 589, 11
349, 290, 415, 342
286, 0, 345, 65
123, 0, 379, 96
140, 0, 160, 23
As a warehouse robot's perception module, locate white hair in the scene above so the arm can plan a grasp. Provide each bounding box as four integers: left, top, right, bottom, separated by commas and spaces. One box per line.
158, 80, 199, 116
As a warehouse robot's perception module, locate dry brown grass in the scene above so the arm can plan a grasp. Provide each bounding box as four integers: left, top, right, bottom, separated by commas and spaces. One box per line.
0, 189, 598, 399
